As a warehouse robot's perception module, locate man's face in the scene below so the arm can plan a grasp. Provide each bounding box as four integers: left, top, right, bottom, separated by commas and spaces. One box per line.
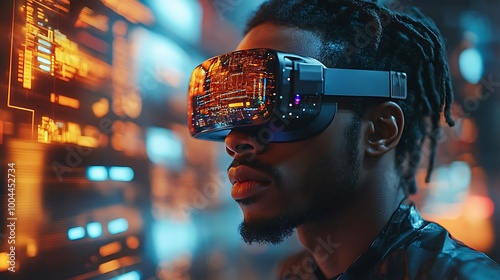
225, 23, 364, 244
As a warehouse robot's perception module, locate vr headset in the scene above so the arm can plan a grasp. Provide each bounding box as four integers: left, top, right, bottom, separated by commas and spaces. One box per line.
187, 48, 407, 142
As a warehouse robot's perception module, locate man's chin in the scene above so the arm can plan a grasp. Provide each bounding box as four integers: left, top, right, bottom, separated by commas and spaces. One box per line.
238, 214, 299, 245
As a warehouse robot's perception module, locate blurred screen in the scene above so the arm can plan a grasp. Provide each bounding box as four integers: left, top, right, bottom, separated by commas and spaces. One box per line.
0, 0, 208, 279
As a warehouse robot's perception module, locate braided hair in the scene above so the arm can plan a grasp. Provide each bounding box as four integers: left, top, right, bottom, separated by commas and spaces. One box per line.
245, 0, 455, 194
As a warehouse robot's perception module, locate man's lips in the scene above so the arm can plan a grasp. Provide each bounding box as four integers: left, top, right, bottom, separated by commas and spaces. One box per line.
228, 166, 272, 201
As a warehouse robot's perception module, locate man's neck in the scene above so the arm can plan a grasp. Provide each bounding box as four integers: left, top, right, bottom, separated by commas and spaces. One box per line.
295, 183, 406, 279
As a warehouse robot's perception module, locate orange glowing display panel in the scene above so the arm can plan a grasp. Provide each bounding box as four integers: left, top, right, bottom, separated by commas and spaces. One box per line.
0, 0, 161, 279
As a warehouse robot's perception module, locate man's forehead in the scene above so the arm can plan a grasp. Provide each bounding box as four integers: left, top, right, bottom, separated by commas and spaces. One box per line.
236, 22, 323, 59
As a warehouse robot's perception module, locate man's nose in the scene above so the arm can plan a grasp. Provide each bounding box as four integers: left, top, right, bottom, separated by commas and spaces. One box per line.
224, 130, 265, 159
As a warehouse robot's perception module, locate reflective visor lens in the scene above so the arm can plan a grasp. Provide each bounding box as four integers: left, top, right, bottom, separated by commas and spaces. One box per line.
188, 49, 277, 140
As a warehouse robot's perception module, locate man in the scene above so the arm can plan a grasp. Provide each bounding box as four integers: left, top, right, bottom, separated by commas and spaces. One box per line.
187, 0, 500, 279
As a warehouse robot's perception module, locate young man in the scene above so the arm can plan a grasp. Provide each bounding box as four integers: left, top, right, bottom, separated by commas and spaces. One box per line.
187, 0, 500, 279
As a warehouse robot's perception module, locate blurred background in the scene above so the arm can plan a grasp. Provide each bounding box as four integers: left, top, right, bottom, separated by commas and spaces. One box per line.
0, 0, 499, 279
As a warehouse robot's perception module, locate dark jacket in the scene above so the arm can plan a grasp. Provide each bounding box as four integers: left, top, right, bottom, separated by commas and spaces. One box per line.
278, 200, 500, 280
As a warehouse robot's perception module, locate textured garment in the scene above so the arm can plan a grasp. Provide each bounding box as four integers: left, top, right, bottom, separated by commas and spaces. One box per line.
278, 200, 500, 280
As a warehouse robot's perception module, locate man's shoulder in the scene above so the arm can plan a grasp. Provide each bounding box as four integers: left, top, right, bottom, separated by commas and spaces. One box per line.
401, 219, 500, 279
275, 211, 500, 279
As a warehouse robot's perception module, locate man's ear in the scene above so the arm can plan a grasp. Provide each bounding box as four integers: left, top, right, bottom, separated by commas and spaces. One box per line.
364, 101, 404, 157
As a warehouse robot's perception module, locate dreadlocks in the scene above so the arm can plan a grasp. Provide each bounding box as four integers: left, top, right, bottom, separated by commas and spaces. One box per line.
245, 0, 455, 194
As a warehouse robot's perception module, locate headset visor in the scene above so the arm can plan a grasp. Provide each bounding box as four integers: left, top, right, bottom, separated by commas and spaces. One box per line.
188, 48, 407, 142
188, 49, 277, 140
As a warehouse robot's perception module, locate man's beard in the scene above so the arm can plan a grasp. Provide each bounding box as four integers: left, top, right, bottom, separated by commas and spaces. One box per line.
238, 117, 362, 245
238, 213, 299, 245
